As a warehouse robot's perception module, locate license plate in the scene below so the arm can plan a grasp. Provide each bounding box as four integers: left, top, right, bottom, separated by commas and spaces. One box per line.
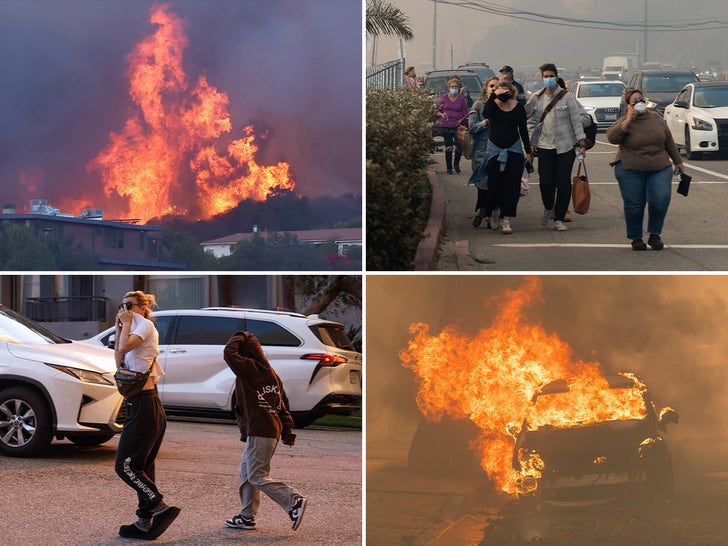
606, 114, 617, 121
350, 370, 361, 385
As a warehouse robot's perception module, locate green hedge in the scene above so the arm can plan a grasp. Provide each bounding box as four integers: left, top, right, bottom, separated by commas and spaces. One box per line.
366, 88, 437, 270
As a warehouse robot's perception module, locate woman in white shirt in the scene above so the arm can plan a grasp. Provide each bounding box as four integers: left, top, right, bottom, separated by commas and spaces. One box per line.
114, 291, 180, 540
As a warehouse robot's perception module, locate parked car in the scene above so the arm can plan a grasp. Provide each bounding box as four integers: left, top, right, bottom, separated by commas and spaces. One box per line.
0, 305, 123, 457
422, 69, 483, 101
664, 81, 728, 159
82, 308, 362, 428
512, 372, 678, 503
570, 80, 626, 129
620, 69, 700, 116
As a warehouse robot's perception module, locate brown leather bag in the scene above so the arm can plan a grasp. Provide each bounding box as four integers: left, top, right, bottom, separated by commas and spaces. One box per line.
572, 160, 591, 214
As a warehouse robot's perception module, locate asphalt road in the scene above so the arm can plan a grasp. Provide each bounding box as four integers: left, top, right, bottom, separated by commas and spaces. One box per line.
0, 420, 361, 546
433, 135, 728, 270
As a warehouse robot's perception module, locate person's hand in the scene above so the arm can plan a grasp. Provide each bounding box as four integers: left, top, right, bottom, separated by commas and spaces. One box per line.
624, 105, 637, 126
282, 432, 297, 447
675, 163, 685, 174
117, 309, 133, 328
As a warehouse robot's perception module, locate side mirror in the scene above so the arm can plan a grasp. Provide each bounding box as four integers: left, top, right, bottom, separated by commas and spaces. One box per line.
659, 407, 679, 426
673, 100, 689, 109
107, 333, 116, 350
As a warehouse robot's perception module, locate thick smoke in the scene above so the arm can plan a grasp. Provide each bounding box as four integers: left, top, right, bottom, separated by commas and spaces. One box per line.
0, 1, 361, 216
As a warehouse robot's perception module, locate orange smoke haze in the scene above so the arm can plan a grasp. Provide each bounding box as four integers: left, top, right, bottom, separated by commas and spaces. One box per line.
69, 4, 295, 223
400, 277, 645, 496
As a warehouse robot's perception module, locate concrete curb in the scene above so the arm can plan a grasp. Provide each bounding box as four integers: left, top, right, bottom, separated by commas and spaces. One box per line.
413, 167, 446, 270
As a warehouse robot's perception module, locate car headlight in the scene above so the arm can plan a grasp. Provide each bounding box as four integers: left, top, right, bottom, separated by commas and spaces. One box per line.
645, 100, 659, 110
691, 117, 713, 131
582, 105, 595, 112
46, 364, 114, 385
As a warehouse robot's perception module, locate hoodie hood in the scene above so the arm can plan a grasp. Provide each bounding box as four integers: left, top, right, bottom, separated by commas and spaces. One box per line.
235, 332, 271, 369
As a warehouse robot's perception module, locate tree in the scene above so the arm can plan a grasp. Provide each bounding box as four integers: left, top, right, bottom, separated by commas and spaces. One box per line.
366, 0, 414, 40
0, 225, 57, 270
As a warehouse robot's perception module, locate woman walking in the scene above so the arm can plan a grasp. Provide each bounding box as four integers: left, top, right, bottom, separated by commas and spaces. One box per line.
481, 79, 532, 234
470, 77, 499, 228
436, 77, 469, 174
606, 88, 685, 250
114, 290, 180, 540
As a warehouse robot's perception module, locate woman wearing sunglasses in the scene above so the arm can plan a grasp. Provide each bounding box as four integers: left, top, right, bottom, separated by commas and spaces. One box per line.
114, 290, 180, 540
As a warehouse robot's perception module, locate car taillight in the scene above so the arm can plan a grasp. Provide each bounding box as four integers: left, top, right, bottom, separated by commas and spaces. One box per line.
301, 353, 348, 366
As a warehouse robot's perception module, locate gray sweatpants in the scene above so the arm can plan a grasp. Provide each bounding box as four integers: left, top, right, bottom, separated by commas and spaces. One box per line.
238, 436, 301, 519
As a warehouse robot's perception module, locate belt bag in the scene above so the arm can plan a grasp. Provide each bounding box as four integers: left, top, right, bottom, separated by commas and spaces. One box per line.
114, 358, 154, 398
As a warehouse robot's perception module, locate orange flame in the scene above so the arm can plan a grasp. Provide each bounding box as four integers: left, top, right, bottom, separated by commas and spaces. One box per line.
400, 278, 646, 497
78, 4, 294, 223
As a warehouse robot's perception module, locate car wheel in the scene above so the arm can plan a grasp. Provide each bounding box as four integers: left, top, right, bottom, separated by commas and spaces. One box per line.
685, 127, 703, 160
0, 387, 53, 457
292, 412, 318, 429
67, 433, 115, 447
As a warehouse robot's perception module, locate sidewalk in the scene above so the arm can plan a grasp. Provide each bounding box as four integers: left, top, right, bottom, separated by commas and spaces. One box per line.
427, 146, 728, 271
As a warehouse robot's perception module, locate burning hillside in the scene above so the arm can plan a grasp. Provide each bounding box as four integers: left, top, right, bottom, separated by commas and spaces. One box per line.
23, 4, 295, 223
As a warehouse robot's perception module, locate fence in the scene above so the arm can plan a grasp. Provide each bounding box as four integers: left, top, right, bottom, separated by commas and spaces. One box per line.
366, 58, 405, 91
25, 296, 108, 322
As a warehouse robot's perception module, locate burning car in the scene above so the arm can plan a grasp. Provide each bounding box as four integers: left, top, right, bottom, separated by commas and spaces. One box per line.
511, 372, 679, 503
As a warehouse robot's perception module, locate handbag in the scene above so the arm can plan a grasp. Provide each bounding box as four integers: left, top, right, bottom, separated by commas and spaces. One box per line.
114, 360, 152, 398
676, 171, 691, 196
457, 117, 473, 160
571, 159, 591, 214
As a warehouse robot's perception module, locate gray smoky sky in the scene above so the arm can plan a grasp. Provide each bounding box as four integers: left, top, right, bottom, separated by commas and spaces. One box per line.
369, 0, 728, 78
0, 0, 361, 214
367, 275, 728, 476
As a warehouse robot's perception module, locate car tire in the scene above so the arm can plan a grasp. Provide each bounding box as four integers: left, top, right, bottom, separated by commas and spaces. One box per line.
292, 413, 318, 429
685, 127, 703, 160
0, 387, 53, 457
67, 433, 115, 447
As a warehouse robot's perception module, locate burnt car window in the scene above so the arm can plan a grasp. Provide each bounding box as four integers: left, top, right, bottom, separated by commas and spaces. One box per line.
245, 319, 301, 347
174, 316, 243, 345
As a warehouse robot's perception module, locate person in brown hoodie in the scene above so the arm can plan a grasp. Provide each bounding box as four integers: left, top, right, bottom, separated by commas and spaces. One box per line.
223, 331, 308, 532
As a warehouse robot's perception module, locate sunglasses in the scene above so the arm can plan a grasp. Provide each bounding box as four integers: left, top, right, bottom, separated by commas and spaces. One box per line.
118, 301, 138, 311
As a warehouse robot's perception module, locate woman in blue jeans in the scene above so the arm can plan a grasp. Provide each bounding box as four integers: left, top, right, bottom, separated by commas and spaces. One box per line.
607, 88, 685, 251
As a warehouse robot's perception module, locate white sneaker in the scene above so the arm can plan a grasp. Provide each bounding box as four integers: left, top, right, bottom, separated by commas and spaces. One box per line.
541, 209, 551, 226
501, 219, 512, 234
554, 220, 567, 231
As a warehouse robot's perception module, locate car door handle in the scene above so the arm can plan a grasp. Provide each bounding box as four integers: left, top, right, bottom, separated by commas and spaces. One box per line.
168, 348, 187, 354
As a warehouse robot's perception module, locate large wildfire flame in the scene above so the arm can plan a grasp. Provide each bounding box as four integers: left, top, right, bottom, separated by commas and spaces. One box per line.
67, 4, 293, 223
400, 278, 647, 497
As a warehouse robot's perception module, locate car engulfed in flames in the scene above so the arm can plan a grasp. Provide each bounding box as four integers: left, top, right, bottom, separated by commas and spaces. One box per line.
511, 372, 679, 503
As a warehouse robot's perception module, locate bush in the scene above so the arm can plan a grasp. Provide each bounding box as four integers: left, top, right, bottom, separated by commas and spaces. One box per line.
366, 88, 437, 270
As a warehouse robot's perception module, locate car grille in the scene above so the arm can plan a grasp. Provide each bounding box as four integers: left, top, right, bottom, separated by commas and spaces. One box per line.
595, 107, 620, 124
717, 119, 728, 148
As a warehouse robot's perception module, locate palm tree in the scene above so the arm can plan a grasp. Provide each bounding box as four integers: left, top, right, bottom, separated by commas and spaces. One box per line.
365, 0, 413, 41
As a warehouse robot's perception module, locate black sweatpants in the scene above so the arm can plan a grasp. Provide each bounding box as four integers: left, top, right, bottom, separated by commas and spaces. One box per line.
536, 147, 576, 222
114, 388, 167, 519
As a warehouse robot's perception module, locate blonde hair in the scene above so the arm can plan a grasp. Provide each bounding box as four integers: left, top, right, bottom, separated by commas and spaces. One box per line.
480, 76, 500, 99
497, 79, 517, 96
124, 290, 158, 319
447, 78, 461, 88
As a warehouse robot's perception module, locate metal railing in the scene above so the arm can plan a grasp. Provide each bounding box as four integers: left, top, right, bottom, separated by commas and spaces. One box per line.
366, 58, 405, 91
25, 296, 108, 322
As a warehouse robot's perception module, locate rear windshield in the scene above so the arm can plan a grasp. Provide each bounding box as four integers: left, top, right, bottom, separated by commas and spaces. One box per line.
643, 74, 698, 93
310, 324, 356, 351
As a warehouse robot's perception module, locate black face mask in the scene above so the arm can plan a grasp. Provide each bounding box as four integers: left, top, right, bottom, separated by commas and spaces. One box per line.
496, 92, 511, 102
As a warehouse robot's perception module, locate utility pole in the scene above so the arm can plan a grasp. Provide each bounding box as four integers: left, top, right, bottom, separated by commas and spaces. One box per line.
432, 0, 437, 69
643, 0, 648, 64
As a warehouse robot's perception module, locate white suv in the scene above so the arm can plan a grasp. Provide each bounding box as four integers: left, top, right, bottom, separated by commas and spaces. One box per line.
0, 305, 124, 457
83, 308, 362, 427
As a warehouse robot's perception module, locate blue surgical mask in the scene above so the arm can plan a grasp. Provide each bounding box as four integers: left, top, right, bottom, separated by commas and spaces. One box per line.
543, 77, 557, 88
449, 87, 459, 95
